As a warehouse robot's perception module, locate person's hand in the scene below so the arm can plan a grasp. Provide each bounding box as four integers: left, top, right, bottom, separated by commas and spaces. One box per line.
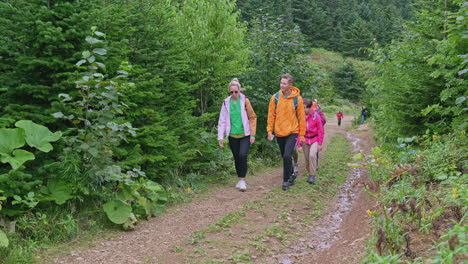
218, 140, 224, 148
250, 136, 256, 144
318, 145, 322, 152
298, 146, 303, 153
300, 137, 306, 146
268, 134, 274, 141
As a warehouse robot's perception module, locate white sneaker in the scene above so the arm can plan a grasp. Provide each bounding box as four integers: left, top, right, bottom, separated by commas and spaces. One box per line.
237, 180, 247, 191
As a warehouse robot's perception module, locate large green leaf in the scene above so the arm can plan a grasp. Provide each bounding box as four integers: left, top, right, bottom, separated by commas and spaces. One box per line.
47, 180, 73, 205
0, 229, 8, 247
0, 149, 35, 170
0, 128, 25, 154
103, 200, 132, 225
15, 120, 62, 152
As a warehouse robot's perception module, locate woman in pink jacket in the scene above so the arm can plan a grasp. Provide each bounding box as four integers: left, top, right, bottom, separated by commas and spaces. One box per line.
217, 78, 257, 191
298, 98, 324, 184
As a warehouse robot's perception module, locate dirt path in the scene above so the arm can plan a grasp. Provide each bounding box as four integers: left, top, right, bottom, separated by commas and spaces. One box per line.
51, 116, 376, 264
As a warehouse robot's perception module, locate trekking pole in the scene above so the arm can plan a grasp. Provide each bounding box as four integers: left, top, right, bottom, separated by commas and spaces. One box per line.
316, 151, 319, 168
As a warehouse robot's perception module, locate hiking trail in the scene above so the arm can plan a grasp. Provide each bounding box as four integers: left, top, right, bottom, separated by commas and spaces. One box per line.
49, 116, 376, 264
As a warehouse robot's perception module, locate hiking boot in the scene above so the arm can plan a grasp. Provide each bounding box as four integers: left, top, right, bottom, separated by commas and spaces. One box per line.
307, 175, 316, 184
289, 172, 297, 186
282, 182, 290, 191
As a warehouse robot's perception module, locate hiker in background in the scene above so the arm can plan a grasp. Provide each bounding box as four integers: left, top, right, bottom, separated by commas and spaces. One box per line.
312, 101, 325, 169
267, 74, 306, 191
298, 98, 324, 184
361, 106, 367, 124
313, 99, 327, 127
218, 78, 257, 192
336, 110, 344, 126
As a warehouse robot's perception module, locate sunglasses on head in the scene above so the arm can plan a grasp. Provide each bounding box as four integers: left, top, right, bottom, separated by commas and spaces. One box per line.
229, 91, 239, 94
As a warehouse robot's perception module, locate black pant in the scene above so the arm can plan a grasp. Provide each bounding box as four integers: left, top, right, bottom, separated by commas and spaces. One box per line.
338, 119, 341, 126
228, 136, 250, 178
277, 133, 298, 183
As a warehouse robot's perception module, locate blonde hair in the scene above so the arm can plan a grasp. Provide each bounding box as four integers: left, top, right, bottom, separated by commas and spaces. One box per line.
228, 78, 245, 92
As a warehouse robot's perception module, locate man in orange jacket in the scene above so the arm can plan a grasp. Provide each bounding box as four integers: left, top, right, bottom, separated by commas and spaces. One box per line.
267, 74, 306, 190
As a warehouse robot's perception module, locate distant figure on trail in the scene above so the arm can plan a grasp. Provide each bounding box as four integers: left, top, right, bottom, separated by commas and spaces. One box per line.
361, 106, 367, 124
336, 110, 344, 126
217, 78, 257, 192
297, 98, 324, 184
267, 74, 306, 191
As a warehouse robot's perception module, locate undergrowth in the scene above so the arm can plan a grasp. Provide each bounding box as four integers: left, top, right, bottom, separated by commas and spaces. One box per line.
355, 131, 467, 263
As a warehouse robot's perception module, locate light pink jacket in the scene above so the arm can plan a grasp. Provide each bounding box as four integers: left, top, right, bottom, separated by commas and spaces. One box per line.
218, 93, 252, 140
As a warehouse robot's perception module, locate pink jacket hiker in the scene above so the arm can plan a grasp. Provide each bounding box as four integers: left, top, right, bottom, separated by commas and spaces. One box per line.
298, 110, 324, 146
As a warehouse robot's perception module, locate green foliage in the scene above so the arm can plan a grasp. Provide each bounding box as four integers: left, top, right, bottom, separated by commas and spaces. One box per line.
355, 132, 467, 262
103, 177, 168, 229
367, 0, 467, 140
241, 14, 320, 148
175, 0, 248, 115
0, 121, 61, 201
330, 63, 365, 102
43, 180, 74, 205
237, 0, 411, 56
55, 28, 137, 190
0, 120, 62, 250
341, 17, 374, 58
0, 121, 60, 170
103, 200, 133, 225
15, 120, 62, 153
424, 0, 468, 132
0, 229, 7, 248
0, 0, 99, 126
429, 222, 467, 264
53, 29, 168, 229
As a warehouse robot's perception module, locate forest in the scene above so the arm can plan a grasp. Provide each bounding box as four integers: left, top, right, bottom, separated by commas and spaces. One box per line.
0, 0, 466, 263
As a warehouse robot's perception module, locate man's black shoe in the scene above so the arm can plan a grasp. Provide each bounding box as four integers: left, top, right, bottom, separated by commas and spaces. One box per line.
307, 175, 316, 184
282, 182, 290, 191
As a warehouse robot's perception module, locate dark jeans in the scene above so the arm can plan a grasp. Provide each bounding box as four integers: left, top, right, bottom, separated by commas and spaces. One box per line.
277, 133, 298, 183
228, 136, 250, 178
338, 119, 342, 126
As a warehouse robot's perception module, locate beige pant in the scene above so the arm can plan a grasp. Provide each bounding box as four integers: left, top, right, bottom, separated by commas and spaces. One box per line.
303, 142, 318, 176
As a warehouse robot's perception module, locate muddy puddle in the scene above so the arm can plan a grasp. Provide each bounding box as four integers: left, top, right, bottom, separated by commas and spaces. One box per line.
273, 132, 365, 264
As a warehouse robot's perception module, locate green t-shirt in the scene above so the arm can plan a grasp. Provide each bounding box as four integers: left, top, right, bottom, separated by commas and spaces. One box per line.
229, 98, 244, 136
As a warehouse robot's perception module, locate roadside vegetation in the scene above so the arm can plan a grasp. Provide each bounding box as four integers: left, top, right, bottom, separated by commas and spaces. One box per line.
355, 1, 467, 263
354, 132, 467, 263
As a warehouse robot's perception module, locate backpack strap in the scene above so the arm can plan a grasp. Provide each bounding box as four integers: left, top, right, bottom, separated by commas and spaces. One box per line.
275, 92, 298, 113
274, 92, 299, 121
